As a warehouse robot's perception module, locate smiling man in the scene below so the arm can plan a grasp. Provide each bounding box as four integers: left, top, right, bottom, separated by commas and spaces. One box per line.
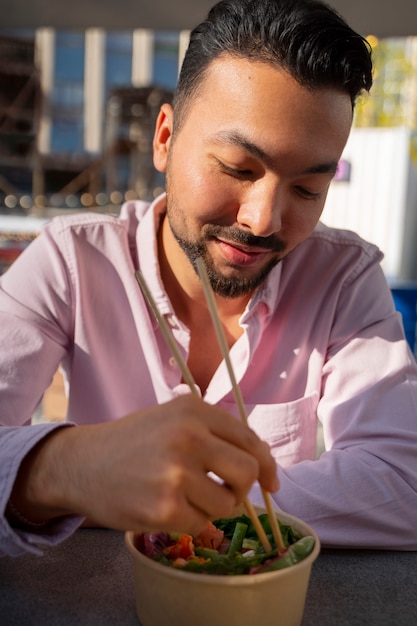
155, 54, 353, 391
158, 57, 350, 298
1, 0, 417, 558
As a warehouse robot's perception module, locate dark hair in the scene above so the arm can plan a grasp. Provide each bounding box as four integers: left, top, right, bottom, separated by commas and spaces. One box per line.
173, 0, 373, 127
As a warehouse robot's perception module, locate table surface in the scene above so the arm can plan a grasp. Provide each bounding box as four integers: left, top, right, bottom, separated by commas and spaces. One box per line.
1, 528, 417, 625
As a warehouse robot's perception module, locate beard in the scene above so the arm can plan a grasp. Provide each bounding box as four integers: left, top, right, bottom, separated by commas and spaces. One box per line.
166, 212, 286, 298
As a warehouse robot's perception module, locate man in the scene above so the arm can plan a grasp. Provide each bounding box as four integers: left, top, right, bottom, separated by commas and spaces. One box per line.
1, 0, 417, 557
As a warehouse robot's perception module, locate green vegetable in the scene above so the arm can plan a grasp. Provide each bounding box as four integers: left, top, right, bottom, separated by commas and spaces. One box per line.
213, 513, 302, 550
228, 522, 248, 557
290, 536, 315, 562
242, 538, 260, 552
150, 515, 315, 576
194, 547, 227, 562
255, 536, 316, 573
259, 551, 296, 572
212, 514, 251, 539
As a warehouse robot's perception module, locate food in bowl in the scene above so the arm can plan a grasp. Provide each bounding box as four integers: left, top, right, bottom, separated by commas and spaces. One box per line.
125, 507, 320, 626
134, 512, 315, 575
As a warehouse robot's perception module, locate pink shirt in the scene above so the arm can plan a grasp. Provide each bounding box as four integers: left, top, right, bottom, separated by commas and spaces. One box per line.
1, 194, 417, 555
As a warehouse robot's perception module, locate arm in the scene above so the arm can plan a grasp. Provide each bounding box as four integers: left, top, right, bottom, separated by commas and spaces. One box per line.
4, 395, 278, 550
0, 223, 82, 556
0, 223, 72, 428
0, 423, 83, 557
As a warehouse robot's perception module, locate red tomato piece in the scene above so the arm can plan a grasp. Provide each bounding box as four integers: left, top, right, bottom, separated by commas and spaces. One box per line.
164, 534, 195, 560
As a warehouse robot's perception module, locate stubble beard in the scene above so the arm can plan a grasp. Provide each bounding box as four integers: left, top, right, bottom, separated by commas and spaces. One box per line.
166, 209, 285, 299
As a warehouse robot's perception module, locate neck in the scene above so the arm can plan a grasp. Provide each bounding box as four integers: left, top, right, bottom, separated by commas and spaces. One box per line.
158, 215, 250, 393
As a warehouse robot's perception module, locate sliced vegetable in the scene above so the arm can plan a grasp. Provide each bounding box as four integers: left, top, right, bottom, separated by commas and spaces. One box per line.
228, 522, 248, 557
163, 534, 195, 560
137, 515, 315, 576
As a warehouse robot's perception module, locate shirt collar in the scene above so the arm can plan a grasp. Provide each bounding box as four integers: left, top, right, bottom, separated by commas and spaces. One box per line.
134, 193, 172, 318
241, 263, 282, 323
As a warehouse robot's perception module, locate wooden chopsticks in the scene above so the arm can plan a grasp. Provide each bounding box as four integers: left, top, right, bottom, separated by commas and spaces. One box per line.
135, 270, 198, 394
195, 258, 285, 553
135, 266, 284, 553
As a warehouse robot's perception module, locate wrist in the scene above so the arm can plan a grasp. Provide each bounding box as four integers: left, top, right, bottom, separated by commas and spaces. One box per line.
9, 426, 76, 524
5, 498, 49, 529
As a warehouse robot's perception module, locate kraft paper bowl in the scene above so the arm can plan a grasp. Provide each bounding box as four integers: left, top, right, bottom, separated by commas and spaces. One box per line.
125, 506, 320, 626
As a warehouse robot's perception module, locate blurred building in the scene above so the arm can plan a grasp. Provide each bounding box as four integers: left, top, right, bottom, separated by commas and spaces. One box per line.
0, 28, 183, 214
104, 85, 173, 199
0, 35, 41, 207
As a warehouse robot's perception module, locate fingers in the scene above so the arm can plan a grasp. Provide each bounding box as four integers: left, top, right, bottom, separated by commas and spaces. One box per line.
180, 396, 279, 495
28, 394, 279, 537
118, 395, 279, 533
136, 473, 238, 536
257, 440, 280, 493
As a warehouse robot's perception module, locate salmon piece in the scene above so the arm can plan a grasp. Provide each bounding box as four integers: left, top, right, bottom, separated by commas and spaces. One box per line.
194, 520, 225, 550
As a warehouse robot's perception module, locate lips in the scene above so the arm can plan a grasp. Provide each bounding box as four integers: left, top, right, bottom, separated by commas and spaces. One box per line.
216, 239, 271, 268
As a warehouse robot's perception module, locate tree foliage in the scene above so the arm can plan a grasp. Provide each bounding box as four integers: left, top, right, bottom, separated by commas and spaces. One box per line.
354, 37, 417, 129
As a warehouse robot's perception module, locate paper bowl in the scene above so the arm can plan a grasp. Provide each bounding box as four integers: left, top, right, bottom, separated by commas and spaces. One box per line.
125, 506, 320, 626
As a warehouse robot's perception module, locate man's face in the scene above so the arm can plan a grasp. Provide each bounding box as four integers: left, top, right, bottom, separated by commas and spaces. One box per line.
153, 55, 352, 298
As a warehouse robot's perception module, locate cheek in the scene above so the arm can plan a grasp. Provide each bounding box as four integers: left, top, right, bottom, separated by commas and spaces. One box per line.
171, 161, 237, 219
170, 151, 209, 197
284, 205, 324, 247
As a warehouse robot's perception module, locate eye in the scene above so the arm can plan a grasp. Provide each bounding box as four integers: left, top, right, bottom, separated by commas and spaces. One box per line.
295, 185, 323, 201
217, 160, 254, 180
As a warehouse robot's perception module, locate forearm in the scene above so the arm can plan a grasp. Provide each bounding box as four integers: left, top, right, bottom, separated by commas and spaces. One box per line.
0, 423, 83, 557
6, 427, 78, 527
4, 396, 279, 545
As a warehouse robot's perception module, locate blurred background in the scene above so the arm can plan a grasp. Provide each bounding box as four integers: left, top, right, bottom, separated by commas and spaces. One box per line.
0, 27, 179, 274
1, 1, 417, 397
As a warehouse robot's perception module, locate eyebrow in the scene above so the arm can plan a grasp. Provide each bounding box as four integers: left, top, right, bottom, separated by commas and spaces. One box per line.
210, 130, 339, 177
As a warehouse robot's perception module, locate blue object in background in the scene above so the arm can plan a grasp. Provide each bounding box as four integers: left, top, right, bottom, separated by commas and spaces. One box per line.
390, 283, 417, 357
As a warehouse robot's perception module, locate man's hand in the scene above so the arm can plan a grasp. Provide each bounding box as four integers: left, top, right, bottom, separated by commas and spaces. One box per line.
9, 395, 279, 536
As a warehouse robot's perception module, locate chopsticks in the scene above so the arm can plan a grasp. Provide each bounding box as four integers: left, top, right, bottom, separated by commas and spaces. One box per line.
135, 266, 284, 553
195, 258, 285, 553
135, 270, 198, 394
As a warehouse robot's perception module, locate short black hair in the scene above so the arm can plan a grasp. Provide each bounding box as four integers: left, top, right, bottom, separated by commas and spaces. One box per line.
173, 0, 372, 128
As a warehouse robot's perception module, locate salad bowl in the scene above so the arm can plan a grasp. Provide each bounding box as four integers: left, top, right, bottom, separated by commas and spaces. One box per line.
125, 505, 320, 626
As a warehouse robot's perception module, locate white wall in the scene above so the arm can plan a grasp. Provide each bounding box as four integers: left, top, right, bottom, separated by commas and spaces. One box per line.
322, 127, 417, 281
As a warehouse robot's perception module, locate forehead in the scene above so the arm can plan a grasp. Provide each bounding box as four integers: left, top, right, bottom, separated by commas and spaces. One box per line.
176, 55, 352, 165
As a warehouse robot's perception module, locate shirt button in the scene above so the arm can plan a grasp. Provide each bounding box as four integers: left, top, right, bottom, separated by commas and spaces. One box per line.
169, 357, 177, 367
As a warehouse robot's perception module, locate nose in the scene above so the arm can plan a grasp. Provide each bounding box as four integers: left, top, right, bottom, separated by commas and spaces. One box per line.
236, 180, 283, 238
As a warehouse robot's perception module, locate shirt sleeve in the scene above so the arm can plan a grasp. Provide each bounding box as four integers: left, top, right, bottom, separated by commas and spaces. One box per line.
0, 222, 73, 427
251, 256, 417, 550
0, 224, 83, 556
0, 422, 83, 557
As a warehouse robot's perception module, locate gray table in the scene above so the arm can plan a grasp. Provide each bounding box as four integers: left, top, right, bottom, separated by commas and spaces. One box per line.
1, 528, 416, 625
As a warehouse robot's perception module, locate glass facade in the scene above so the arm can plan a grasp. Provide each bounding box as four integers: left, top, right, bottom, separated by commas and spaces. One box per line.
0, 26, 180, 158
51, 31, 85, 154
153, 31, 180, 90
105, 31, 133, 94
0, 27, 179, 207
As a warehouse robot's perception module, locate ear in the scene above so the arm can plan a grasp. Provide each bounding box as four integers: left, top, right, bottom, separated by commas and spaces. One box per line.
153, 103, 174, 173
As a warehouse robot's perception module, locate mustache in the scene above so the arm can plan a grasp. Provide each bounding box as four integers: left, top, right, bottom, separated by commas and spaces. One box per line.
202, 224, 286, 253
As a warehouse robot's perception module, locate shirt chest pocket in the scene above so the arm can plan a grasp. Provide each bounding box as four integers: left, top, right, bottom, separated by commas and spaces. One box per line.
219, 392, 319, 468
